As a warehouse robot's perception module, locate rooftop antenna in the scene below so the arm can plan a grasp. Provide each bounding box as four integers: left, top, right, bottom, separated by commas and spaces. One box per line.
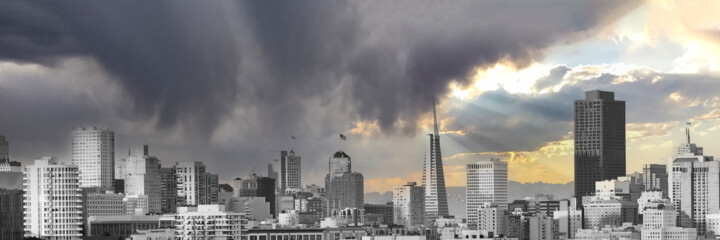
433, 97, 440, 137
686, 122, 692, 144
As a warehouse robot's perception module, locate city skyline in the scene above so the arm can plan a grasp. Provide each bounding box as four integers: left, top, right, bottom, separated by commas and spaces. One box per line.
1, 1, 720, 194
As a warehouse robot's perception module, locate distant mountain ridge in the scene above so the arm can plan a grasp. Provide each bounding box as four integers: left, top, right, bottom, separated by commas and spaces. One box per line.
364, 181, 573, 218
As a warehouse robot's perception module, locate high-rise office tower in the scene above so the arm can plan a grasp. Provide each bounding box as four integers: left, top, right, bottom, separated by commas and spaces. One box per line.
72, 127, 115, 189
574, 90, 626, 206
670, 129, 718, 235
175, 161, 207, 206
159, 167, 177, 213
466, 159, 508, 229
393, 182, 424, 227
642, 164, 668, 197
279, 150, 301, 193
0, 135, 8, 163
234, 173, 277, 217
23, 157, 83, 239
205, 173, 219, 204
0, 189, 23, 239
325, 151, 364, 215
423, 98, 449, 223
122, 145, 161, 213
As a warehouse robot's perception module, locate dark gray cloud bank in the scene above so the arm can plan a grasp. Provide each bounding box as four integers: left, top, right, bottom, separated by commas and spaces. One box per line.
0, 1, 641, 183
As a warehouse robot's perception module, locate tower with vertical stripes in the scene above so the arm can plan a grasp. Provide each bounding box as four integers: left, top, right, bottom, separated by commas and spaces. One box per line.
422, 98, 449, 224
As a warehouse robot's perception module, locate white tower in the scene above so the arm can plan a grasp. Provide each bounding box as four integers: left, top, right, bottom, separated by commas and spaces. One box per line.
72, 127, 115, 189
466, 159, 508, 229
23, 157, 83, 239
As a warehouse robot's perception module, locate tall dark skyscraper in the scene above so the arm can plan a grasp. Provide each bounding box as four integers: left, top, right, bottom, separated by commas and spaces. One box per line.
574, 90, 626, 206
422, 98, 449, 223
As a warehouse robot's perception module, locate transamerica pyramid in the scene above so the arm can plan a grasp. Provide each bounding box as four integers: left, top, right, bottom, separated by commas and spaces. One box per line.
422, 98, 449, 224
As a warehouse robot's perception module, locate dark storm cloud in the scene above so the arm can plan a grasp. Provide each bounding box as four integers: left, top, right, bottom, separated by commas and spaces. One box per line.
0, 0, 639, 136
0, 1, 241, 132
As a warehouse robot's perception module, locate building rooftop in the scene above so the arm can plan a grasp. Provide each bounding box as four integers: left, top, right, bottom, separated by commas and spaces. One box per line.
333, 151, 350, 159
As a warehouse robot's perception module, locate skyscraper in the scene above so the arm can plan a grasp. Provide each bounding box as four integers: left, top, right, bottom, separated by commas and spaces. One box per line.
72, 127, 115, 189
0, 135, 8, 163
325, 151, 364, 215
122, 145, 161, 213
393, 182, 424, 227
23, 157, 83, 239
466, 159, 508, 229
423, 98, 449, 223
670, 129, 718, 235
574, 90, 626, 206
279, 150, 302, 193
159, 167, 177, 213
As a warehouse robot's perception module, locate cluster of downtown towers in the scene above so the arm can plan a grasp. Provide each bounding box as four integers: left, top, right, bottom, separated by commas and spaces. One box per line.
2, 89, 718, 238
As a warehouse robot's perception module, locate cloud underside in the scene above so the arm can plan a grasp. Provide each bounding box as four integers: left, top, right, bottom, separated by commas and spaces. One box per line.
13, 0, 720, 190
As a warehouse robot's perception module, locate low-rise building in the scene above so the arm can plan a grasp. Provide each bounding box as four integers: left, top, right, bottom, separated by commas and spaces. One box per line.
175, 205, 246, 239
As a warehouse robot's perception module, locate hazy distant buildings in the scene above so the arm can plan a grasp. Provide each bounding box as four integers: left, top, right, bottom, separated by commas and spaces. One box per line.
122, 145, 161, 213
574, 90, 626, 206
280, 150, 302, 193
423, 99, 450, 224
23, 157, 83, 239
0, 135, 21, 172
72, 127, 115, 189
643, 164, 668, 197
0, 136, 7, 163
325, 151, 364, 215
393, 182, 424, 227
466, 159, 508, 229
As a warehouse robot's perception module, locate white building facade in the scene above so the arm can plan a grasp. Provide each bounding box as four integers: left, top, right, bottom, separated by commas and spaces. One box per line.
123, 145, 161, 213
465, 159, 507, 229
72, 127, 115, 188
393, 182, 424, 227
175, 205, 246, 239
175, 161, 207, 206
23, 157, 83, 239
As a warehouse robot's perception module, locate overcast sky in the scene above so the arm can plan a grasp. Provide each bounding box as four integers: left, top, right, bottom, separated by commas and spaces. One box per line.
1, 1, 720, 192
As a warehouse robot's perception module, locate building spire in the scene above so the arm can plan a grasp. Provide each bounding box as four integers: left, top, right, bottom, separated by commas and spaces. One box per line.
433, 97, 439, 137
686, 122, 692, 144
